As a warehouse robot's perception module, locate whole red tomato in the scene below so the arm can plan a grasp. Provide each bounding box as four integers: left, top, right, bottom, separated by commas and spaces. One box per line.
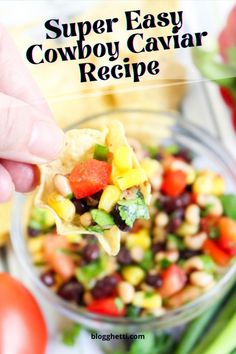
0, 273, 47, 354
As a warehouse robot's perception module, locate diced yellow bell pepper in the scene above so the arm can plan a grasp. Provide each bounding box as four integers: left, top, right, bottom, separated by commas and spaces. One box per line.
28, 235, 45, 253
132, 291, 162, 309
193, 174, 213, 195
126, 228, 151, 250
98, 185, 121, 212
47, 192, 75, 222
115, 168, 147, 191
141, 158, 162, 179
212, 176, 225, 196
122, 266, 145, 286
113, 145, 133, 171
176, 222, 199, 237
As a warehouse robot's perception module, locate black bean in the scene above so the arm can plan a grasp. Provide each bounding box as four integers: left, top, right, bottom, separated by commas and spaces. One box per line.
82, 244, 99, 263
112, 205, 131, 231
117, 247, 132, 265
91, 275, 118, 299
171, 208, 185, 220
152, 242, 166, 254
167, 218, 182, 233
71, 198, 89, 215
174, 149, 193, 163
28, 226, 41, 237
146, 273, 163, 288
57, 278, 84, 303
179, 192, 191, 208
180, 249, 202, 260
40, 270, 56, 287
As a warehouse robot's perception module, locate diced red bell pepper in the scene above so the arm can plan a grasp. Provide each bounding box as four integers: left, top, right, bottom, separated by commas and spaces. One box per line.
159, 264, 187, 298
203, 239, 230, 267
218, 217, 236, 255
68, 159, 111, 199
219, 87, 235, 109
87, 297, 126, 317
161, 170, 187, 197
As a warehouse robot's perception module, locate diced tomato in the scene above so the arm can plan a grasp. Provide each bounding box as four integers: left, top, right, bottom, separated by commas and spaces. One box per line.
68, 159, 111, 199
159, 264, 187, 298
218, 217, 236, 254
161, 170, 187, 197
43, 235, 75, 280
203, 239, 230, 267
87, 297, 126, 317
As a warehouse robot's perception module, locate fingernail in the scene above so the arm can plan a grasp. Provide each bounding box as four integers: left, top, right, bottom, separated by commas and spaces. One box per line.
28, 120, 64, 160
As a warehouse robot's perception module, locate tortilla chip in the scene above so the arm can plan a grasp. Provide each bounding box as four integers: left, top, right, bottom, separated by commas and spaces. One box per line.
35, 120, 150, 256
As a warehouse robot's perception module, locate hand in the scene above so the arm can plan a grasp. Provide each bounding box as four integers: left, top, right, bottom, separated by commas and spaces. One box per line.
0, 26, 64, 202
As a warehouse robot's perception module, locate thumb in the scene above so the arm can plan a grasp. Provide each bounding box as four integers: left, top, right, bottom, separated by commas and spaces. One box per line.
0, 93, 64, 164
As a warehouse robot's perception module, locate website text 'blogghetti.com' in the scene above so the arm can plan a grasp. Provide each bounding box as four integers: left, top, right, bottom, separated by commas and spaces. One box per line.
91, 333, 145, 341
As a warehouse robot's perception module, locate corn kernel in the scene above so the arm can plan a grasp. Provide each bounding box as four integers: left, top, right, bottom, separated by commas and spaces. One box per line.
31, 251, 45, 264
47, 192, 75, 222
28, 235, 45, 253
126, 229, 151, 250
43, 209, 56, 228
122, 266, 145, 286
176, 222, 199, 237
193, 175, 213, 195
114, 145, 133, 170
115, 168, 147, 191
132, 291, 162, 309
65, 234, 82, 243
141, 158, 162, 179
212, 176, 225, 196
98, 185, 121, 212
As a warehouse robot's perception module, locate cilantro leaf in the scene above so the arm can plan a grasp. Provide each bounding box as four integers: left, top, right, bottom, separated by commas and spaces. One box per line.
140, 250, 154, 271
220, 194, 236, 220
160, 258, 172, 269
91, 209, 115, 228
61, 323, 81, 346
87, 225, 104, 234
117, 192, 149, 228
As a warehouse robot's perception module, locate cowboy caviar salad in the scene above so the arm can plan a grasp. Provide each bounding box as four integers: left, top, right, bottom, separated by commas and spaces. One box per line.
28, 138, 236, 318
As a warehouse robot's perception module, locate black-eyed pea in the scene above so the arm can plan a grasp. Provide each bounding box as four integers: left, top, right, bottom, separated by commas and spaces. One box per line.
130, 246, 144, 262
190, 271, 214, 288
146, 307, 166, 317
150, 174, 163, 191
185, 232, 207, 250
185, 204, 200, 225
155, 212, 169, 228
53, 174, 72, 197
167, 286, 202, 308
183, 256, 204, 273
118, 281, 135, 304
79, 212, 92, 228
155, 250, 179, 263
166, 250, 179, 263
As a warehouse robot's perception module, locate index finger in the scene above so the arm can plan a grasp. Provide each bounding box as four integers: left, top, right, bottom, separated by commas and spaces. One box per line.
0, 25, 52, 117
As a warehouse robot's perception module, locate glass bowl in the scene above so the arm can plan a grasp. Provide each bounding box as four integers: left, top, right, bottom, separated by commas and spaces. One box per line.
11, 109, 236, 333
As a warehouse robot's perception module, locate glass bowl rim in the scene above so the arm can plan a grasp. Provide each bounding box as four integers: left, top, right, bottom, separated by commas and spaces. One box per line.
11, 109, 236, 327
